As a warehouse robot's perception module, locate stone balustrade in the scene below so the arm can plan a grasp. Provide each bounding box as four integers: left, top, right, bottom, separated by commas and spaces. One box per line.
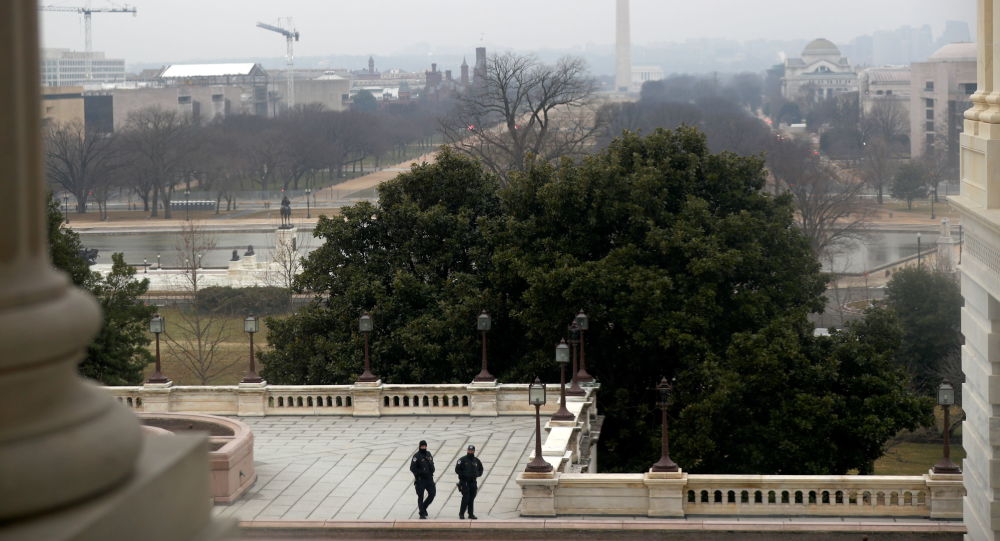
104, 382, 596, 419
517, 470, 964, 520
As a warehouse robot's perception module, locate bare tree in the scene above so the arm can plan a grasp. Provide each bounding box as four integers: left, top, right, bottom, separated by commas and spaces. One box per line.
861, 99, 908, 150
163, 223, 239, 384
265, 230, 310, 290
44, 120, 121, 214
860, 137, 897, 205
441, 52, 599, 183
768, 138, 871, 256
121, 107, 195, 218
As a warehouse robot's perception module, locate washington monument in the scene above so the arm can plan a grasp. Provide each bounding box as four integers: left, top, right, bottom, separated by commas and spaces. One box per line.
615, 0, 631, 92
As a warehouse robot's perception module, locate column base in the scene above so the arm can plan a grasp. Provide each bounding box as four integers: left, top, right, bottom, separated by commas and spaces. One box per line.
645, 469, 688, 517
0, 433, 236, 541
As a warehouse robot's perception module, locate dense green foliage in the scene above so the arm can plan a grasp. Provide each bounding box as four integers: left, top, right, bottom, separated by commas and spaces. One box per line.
260, 130, 930, 474
47, 195, 155, 385
196, 286, 291, 316
885, 267, 963, 394
891, 162, 929, 210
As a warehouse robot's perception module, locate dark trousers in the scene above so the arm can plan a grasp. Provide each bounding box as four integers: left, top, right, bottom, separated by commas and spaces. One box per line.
415, 478, 435, 516
459, 479, 477, 516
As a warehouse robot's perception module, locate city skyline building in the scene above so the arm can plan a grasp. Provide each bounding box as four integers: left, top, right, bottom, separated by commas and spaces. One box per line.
42, 48, 125, 87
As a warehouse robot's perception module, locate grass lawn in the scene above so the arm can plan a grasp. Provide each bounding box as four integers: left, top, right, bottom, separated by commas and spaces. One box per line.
870, 199, 962, 221
874, 441, 965, 475
141, 307, 286, 385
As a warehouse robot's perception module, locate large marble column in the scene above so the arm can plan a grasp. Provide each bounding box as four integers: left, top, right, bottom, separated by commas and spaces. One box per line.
952, 1, 1000, 539
0, 0, 143, 520
615, 0, 631, 92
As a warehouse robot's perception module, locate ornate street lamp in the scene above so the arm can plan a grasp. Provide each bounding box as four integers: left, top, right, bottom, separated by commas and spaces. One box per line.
473, 310, 495, 382
156, 253, 161, 270
146, 314, 169, 384
241, 315, 263, 383
575, 310, 593, 383
305, 187, 312, 219
551, 339, 575, 421
932, 381, 961, 474
143, 258, 148, 274
566, 321, 585, 396
525, 377, 553, 473
650, 377, 679, 472
357, 311, 379, 382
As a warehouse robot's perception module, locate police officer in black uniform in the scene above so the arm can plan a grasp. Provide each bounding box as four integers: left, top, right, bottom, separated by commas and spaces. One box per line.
455, 444, 484, 519
409, 440, 436, 519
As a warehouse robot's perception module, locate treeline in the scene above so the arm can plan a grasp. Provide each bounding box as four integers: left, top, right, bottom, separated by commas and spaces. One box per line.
43, 101, 443, 218
259, 134, 930, 474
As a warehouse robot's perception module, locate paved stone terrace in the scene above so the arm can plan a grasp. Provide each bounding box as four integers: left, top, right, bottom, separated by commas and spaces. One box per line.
214, 416, 536, 522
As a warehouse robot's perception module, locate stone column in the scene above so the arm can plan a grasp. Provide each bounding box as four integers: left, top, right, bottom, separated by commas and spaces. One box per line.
516, 472, 559, 516
468, 382, 499, 417
644, 470, 688, 517
351, 382, 383, 417
951, 2, 1000, 538
0, 0, 143, 520
141, 382, 175, 413
237, 381, 268, 416
936, 219, 958, 273
614, 0, 631, 92
925, 471, 965, 520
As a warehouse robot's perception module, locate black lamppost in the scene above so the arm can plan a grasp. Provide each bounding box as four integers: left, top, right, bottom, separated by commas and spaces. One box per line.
932, 381, 962, 474
575, 310, 593, 383
146, 314, 169, 384
917, 232, 922, 271
241, 315, 263, 383
959, 224, 963, 264
551, 339, 575, 421
525, 377, 553, 473
63, 195, 69, 223
143, 258, 148, 274
357, 311, 379, 382
473, 310, 495, 382
184, 188, 191, 221
566, 321, 585, 397
305, 187, 312, 219
650, 377, 679, 472
156, 253, 161, 270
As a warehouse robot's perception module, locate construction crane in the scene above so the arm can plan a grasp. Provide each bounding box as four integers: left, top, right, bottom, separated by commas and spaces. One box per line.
40, 4, 137, 81
256, 19, 299, 110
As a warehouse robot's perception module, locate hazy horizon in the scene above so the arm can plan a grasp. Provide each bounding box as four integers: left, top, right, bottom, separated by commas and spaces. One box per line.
40, 0, 976, 71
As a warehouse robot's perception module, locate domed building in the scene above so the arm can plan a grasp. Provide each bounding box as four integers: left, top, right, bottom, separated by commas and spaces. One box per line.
909, 42, 977, 162
782, 38, 858, 103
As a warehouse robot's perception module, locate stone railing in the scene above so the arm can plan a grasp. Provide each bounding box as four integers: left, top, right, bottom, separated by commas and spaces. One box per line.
105, 382, 595, 418
517, 470, 964, 520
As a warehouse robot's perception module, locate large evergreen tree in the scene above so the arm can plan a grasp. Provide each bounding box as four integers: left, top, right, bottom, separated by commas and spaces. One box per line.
261, 129, 930, 474
885, 267, 963, 394
47, 195, 155, 385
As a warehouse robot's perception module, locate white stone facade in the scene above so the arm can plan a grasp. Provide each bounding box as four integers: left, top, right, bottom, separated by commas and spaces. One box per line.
951, 4, 1000, 538
782, 38, 858, 103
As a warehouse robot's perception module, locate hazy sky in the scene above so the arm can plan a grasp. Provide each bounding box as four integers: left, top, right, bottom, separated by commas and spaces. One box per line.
40, 0, 976, 64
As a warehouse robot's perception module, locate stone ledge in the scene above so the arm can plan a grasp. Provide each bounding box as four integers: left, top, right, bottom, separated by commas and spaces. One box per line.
238, 519, 967, 533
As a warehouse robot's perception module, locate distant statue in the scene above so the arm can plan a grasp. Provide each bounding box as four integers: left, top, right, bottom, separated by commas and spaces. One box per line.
230, 249, 240, 261
279, 195, 292, 228
245, 245, 255, 257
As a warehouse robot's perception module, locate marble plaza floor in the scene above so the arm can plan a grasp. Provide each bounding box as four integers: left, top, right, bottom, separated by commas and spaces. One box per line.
214, 416, 536, 522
